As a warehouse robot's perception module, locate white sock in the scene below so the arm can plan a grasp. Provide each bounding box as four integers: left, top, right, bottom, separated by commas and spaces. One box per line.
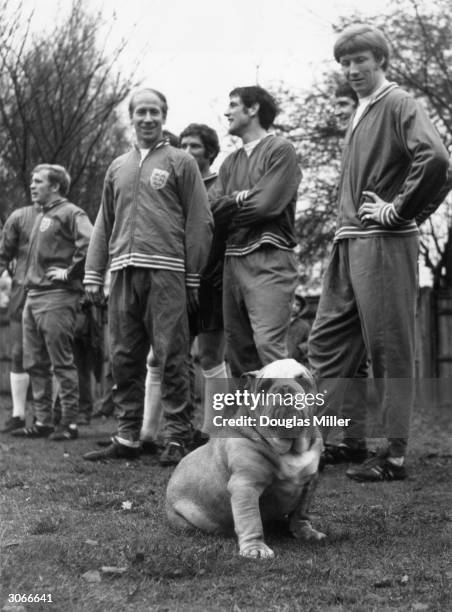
201, 362, 229, 434
140, 366, 162, 441
10, 372, 29, 419
115, 435, 141, 448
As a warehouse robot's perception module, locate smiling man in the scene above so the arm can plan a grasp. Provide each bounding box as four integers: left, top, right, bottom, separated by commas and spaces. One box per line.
333, 82, 358, 134
209, 86, 301, 381
83, 88, 213, 464
308, 25, 449, 482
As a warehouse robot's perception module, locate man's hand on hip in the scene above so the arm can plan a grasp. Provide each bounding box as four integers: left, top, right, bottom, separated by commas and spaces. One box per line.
46, 267, 68, 282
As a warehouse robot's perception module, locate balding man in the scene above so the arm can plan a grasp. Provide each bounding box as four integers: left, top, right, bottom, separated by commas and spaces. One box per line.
83, 88, 213, 464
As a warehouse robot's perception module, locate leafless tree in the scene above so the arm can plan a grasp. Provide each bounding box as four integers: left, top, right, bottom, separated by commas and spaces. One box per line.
0, 0, 135, 221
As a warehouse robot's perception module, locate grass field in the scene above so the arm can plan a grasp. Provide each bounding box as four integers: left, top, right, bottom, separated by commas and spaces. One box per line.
1, 396, 451, 612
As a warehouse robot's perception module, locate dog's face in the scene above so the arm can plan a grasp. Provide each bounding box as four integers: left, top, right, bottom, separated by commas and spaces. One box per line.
241, 359, 316, 454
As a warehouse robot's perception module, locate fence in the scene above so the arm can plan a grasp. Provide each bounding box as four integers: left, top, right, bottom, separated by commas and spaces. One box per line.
0, 287, 451, 395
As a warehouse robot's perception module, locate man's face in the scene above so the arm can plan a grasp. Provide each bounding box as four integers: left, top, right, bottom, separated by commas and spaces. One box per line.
225, 95, 251, 137
131, 92, 165, 148
339, 50, 385, 98
334, 96, 357, 131
181, 135, 210, 173
30, 170, 57, 206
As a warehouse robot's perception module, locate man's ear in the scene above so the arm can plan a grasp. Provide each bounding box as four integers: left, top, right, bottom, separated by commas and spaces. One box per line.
247, 102, 260, 119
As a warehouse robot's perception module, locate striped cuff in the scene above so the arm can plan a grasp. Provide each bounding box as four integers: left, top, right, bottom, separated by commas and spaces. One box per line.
185, 273, 201, 289
83, 271, 104, 286
378, 203, 409, 228
235, 190, 249, 208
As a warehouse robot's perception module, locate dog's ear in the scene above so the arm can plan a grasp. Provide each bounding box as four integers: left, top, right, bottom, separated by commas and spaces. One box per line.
240, 370, 260, 391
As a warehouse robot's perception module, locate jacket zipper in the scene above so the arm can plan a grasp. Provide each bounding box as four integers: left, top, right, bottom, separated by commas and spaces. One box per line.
129, 149, 147, 258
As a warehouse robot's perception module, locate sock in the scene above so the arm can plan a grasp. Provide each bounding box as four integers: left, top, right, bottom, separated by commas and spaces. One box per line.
140, 366, 162, 441
387, 456, 404, 466
115, 435, 141, 449
10, 372, 30, 419
201, 362, 229, 434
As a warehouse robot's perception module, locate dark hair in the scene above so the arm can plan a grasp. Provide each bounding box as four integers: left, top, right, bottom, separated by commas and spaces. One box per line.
179, 123, 220, 163
32, 164, 71, 196
334, 24, 390, 71
229, 86, 278, 130
334, 82, 359, 105
128, 88, 168, 119
163, 130, 180, 148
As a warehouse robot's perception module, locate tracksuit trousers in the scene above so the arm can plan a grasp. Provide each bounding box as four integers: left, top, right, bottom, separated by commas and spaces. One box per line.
23, 290, 80, 426
308, 235, 419, 457
223, 246, 298, 379
108, 267, 191, 444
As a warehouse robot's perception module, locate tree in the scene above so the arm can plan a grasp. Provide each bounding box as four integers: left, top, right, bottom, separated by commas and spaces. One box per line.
0, 0, 134, 222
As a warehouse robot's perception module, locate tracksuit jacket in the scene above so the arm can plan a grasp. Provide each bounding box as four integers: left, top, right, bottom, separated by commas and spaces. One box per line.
210, 135, 301, 256
335, 83, 449, 240
84, 143, 213, 288
0, 204, 39, 318
25, 199, 92, 293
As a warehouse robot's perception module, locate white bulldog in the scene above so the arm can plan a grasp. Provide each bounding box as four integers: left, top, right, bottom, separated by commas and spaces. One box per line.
166, 359, 326, 559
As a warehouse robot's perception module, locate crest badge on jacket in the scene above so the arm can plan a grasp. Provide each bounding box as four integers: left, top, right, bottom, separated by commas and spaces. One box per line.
150, 168, 169, 190
39, 217, 52, 232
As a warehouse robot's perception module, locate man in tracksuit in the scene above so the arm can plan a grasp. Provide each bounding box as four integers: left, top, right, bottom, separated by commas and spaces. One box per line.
308, 25, 449, 481
210, 86, 301, 381
83, 88, 213, 464
11, 164, 92, 441
140, 123, 228, 448
0, 203, 39, 433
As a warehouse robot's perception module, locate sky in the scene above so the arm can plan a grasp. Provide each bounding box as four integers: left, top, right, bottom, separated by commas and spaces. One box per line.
29, 0, 393, 138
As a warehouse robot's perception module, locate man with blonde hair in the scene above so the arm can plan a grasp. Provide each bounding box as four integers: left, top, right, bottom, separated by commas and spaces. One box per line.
309, 25, 449, 481
12, 164, 92, 440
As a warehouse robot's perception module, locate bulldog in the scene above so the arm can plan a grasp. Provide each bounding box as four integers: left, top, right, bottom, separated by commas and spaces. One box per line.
166, 359, 325, 559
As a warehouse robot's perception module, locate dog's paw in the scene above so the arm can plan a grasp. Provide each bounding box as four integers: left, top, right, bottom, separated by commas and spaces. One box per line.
290, 519, 326, 542
239, 541, 275, 559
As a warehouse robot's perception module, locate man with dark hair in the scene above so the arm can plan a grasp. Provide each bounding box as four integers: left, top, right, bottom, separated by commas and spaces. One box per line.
180, 123, 220, 173
333, 82, 358, 133
210, 85, 301, 380
309, 24, 449, 482
11, 164, 92, 440
83, 88, 213, 464
320, 79, 370, 467
180, 123, 228, 435
229, 86, 279, 130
